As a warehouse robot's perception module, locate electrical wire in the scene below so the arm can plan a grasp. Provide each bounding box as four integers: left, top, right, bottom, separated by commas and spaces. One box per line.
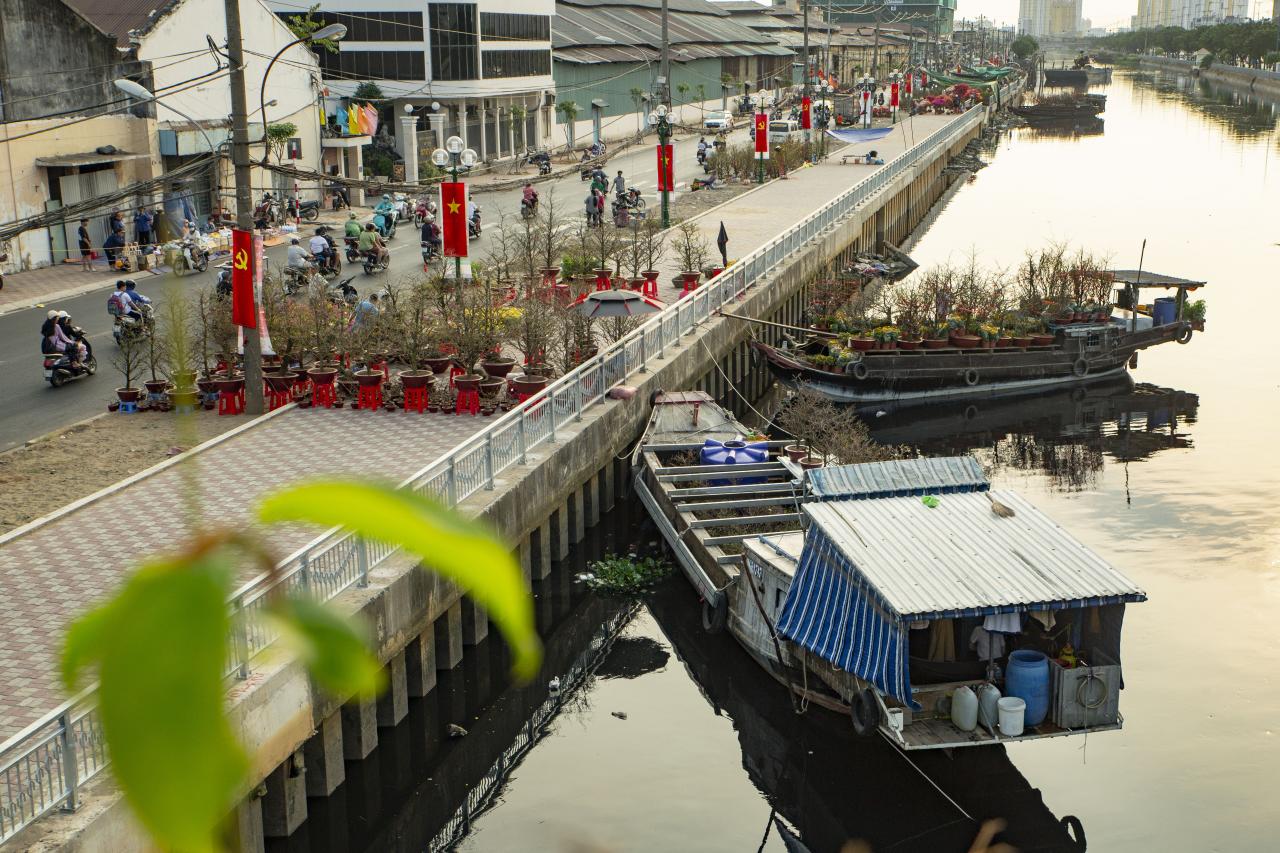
0, 47, 211, 85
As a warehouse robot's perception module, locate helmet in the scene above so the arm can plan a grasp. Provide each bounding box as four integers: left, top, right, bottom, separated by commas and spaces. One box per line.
382, 194, 390, 200
349, 212, 357, 218
47, 310, 58, 319
123, 279, 136, 288
291, 237, 300, 244
57, 310, 69, 318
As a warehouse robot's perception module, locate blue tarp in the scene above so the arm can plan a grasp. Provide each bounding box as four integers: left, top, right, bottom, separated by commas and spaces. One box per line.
776, 526, 917, 708
808, 456, 988, 501
824, 127, 893, 144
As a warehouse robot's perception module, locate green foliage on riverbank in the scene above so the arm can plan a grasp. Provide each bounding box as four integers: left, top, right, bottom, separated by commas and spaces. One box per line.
1096, 21, 1278, 64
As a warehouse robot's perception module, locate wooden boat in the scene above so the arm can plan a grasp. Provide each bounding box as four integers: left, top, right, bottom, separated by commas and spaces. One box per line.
1043, 66, 1112, 87
633, 392, 1147, 751
1011, 101, 1104, 121
748, 269, 1205, 405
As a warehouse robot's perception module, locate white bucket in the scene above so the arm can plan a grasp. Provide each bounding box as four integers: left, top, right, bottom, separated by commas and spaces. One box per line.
998, 696, 1026, 737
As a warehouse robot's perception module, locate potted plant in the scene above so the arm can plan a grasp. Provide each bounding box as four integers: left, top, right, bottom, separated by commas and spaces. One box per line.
113, 327, 146, 407
673, 221, 710, 290
1183, 299, 1206, 330
454, 373, 483, 392
481, 353, 517, 378
872, 325, 900, 350
923, 321, 951, 349
978, 323, 1001, 348
808, 353, 836, 372
511, 372, 549, 396
783, 443, 808, 462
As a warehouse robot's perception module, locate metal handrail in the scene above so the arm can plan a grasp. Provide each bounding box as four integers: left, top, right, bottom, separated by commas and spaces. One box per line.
0, 102, 992, 844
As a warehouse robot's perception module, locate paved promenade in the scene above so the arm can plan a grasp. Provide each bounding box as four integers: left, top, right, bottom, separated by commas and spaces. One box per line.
0, 110, 964, 740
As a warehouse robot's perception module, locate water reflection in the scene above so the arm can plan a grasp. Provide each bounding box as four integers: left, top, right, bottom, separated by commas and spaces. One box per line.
1018, 118, 1106, 140
866, 378, 1199, 493
1128, 70, 1280, 139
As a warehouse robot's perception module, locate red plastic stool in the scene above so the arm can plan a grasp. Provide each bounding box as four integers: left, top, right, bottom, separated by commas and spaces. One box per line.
641, 277, 660, 299
292, 377, 311, 400
312, 382, 336, 409
357, 384, 383, 411
218, 388, 244, 415
680, 279, 700, 298
448, 365, 466, 388
404, 386, 429, 413
266, 386, 292, 411
455, 388, 480, 415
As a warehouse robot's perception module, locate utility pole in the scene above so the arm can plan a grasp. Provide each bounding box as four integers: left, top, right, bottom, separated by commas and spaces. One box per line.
224, 0, 263, 415
803, 0, 811, 162
660, 0, 671, 109
872, 3, 881, 78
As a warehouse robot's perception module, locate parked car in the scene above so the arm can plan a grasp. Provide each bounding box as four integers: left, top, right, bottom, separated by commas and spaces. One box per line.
704, 110, 735, 131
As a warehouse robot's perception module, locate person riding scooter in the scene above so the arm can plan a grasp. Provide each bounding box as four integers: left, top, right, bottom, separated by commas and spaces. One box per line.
420, 216, 441, 265
358, 222, 389, 266
373, 194, 397, 238
697, 137, 708, 165
521, 183, 539, 217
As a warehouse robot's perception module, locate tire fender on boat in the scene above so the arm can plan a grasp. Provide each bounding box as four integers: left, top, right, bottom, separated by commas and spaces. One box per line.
1060, 814, 1087, 850
701, 594, 728, 634
851, 688, 881, 737
1072, 358, 1089, 377
1176, 326, 1193, 345
963, 368, 980, 386
851, 361, 869, 380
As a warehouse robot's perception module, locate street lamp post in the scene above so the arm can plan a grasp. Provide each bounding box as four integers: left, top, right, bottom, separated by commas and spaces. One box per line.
857, 75, 876, 128
751, 91, 771, 184
431, 136, 477, 280
647, 104, 671, 228
258, 23, 347, 157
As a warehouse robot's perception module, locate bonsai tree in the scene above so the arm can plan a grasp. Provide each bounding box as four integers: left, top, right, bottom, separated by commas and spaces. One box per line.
144, 313, 169, 384
509, 103, 527, 151
113, 328, 146, 393
159, 295, 198, 388
193, 285, 235, 376
589, 212, 624, 277
430, 273, 507, 373
393, 279, 442, 368
629, 87, 646, 133
775, 387, 907, 465
639, 217, 666, 275
484, 215, 522, 287
534, 189, 569, 274
511, 283, 558, 368
557, 100, 579, 149
672, 221, 711, 274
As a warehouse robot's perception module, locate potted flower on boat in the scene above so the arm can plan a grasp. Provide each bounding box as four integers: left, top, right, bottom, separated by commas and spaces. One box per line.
872, 325, 900, 350
808, 354, 837, 372
848, 333, 875, 352
978, 323, 1001, 348
924, 322, 951, 349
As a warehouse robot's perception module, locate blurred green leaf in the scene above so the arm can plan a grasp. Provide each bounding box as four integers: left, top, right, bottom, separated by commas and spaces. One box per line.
257, 481, 541, 680
271, 598, 385, 699
61, 550, 247, 853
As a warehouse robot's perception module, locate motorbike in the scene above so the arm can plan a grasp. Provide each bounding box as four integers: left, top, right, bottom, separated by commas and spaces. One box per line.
254, 195, 281, 226
295, 199, 321, 222
283, 265, 319, 296
344, 236, 361, 263
616, 188, 645, 212
43, 348, 97, 388
421, 240, 441, 268
373, 211, 397, 240
111, 303, 153, 346
361, 250, 389, 275
525, 150, 552, 175
468, 207, 482, 239
520, 197, 538, 219
174, 238, 209, 275
413, 198, 431, 227
328, 276, 358, 305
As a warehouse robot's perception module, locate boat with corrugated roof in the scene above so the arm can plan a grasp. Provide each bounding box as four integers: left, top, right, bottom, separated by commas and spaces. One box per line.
633, 391, 1147, 750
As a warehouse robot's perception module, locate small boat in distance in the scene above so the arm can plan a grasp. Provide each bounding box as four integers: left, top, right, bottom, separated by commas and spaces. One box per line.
633, 392, 1147, 750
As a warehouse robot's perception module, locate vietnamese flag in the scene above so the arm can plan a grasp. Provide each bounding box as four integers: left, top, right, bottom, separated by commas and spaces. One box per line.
655, 144, 674, 195
754, 112, 769, 159
921, 70, 929, 89
440, 181, 468, 258
906, 73, 913, 96
230, 228, 256, 328
800, 96, 811, 130
891, 82, 900, 108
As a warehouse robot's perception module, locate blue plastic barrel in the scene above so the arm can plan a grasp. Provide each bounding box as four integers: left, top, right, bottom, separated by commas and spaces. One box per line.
1004, 649, 1051, 727
1152, 297, 1178, 326
701, 439, 770, 485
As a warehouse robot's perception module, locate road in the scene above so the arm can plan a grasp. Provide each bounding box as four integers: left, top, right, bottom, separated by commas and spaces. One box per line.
0, 133, 708, 452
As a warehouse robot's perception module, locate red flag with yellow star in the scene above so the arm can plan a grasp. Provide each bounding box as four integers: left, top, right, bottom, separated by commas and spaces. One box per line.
440, 181, 468, 258
656, 144, 674, 195
754, 112, 769, 159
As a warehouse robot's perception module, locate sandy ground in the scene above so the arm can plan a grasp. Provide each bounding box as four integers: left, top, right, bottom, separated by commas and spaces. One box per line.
0, 410, 243, 533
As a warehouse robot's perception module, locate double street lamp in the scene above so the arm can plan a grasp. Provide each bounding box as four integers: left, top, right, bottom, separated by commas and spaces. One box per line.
431, 136, 478, 279
749, 91, 772, 184
647, 103, 671, 228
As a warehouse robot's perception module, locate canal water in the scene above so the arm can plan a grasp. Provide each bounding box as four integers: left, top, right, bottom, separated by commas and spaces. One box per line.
270, 70, 1279, 853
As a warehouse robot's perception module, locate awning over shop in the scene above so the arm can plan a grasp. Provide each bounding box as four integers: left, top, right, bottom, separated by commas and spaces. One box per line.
35, 150, 149, 168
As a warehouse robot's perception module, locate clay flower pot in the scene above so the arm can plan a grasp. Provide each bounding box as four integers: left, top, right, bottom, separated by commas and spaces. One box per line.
849, 337, 875, 352
680, 271, 702, 288
511, 374, 549, 396
143, 379, 170, 396
454, 374, 483, 392
170, 370, 198, 390
166, 388, 199, 408
399, 370, 434, 390
995, 338, 1013, 348
214, 375, 244, 395
1010, 336, 1033, 348
800, 456, 825, 470
642, 270, 661, 284
481, 357, 516, 379
263, 372, 296, 393
784, 444, 808, 462
479, 378, 504, 398
116, 387, 142, 404
307, 367, 338, 385
196, 377, 218, 395
923, 338, 949, 350
422, 356, 453, 374
539, 267, 561, 286
354, 369, 384, 387
1030, 334, 1056, 347
897, 339, 922, 350
950, 334, 981, 349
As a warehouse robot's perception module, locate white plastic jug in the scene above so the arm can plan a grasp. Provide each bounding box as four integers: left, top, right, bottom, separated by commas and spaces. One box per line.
951, 685, 979, 732
998, 696, 1026, 737
978, 684, 1002, 729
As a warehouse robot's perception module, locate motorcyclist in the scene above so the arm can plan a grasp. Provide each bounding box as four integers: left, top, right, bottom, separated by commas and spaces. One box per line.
521, 183, 539, 213
697, 137, 708, 163
286, 237, 313, 271
109, 280, 143, 324
44, 310, 86, 363
420, 216, 441, 254
374, 194, 397, 237
357, 222, 388, 265
343, 211, 362, 240
467, 199, 480, 233
57, 311, 91, 360
308, 228, 331, 271
123, 281, 152, 313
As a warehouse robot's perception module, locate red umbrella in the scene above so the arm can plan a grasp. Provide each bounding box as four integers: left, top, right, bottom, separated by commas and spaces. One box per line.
571, 289, 665, 318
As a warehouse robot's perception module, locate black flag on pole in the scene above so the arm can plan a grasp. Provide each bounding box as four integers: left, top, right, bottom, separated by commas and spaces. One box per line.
716, 221, 728, 267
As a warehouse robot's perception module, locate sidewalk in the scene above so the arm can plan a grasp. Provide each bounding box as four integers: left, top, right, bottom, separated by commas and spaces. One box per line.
0, 109, 967, 741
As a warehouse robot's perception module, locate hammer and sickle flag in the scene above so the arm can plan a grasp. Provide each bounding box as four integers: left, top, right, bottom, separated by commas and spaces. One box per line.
230, 229, 256, 328
754, 112, 769, 159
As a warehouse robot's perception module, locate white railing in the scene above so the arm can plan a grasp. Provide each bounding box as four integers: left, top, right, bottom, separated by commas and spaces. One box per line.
0, 102, 989, 845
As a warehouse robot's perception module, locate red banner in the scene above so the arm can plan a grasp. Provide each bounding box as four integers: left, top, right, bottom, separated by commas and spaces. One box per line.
890, 83, 900, 108
906, 73, 913, 96
921, 70, 929, 88
230, 228, 256, 328
440, 181, 468, 258
800, 96, 812, 130
754, 112, 769, 159
656, 144, 674, 193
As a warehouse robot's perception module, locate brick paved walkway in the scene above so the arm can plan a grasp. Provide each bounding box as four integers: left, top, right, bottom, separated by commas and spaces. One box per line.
0, 407, 487, 737
0, 110, 967, 741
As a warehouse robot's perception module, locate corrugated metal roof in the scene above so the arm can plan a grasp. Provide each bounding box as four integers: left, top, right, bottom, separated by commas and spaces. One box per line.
803, 490, 1147, 620
1107, 270, 1207, 287
554, 0, 791, 59
64, 0, 179, 46
808, 456, 988, 500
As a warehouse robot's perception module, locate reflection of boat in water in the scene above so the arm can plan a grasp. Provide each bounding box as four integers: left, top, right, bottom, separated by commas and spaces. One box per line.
635, 391, 1147, 753
648, 582, 1090, 852
1020, 117, 1105, 138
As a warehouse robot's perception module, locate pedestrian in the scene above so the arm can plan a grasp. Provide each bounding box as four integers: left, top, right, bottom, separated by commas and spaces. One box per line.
77, 218, 94, 272
612, 170, 626, 199
108, 210, 125, 239
133, 207, 153, 252
584, 190, 597, 226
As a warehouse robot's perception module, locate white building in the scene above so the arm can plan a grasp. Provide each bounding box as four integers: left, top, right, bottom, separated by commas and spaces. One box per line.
266, 0, 556, 168
1133, 0, 1250, 30
1018, 0, 1084, 38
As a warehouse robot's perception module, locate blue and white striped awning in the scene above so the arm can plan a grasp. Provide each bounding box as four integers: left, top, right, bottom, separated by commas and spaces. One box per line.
807, 456, 988, 501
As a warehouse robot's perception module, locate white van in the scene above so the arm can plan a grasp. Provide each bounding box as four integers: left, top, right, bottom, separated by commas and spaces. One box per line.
768, 119, 800, 144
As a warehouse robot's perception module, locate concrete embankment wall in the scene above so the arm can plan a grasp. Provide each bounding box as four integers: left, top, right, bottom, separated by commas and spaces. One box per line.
1139, 56, 1280, 99
15, 114, 985, 853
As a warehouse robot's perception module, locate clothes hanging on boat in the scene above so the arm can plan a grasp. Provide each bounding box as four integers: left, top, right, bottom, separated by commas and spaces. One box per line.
983, 612, 1022, 634
927, 619, 956, 662
1029, 610, 1057, 631
969, 626, 1006, 662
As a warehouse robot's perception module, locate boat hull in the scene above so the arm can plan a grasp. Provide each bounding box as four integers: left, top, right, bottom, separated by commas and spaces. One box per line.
751, 322, 1191, 405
